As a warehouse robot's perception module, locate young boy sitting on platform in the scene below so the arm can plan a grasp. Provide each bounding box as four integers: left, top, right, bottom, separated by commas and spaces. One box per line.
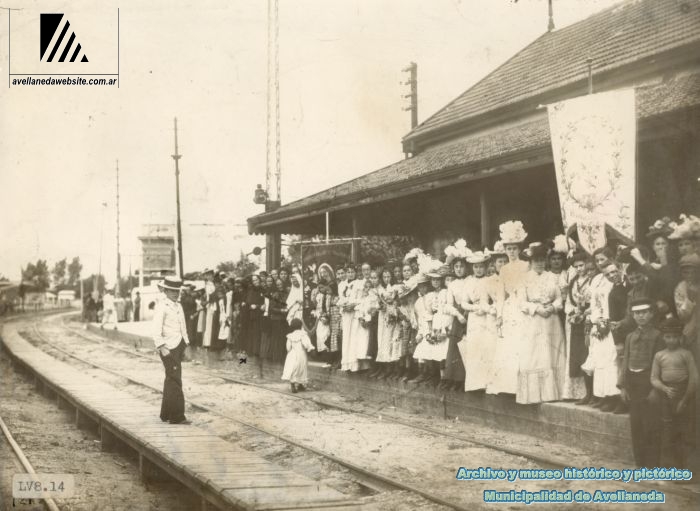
618, 298, 663, 467
651, 318, 698, 470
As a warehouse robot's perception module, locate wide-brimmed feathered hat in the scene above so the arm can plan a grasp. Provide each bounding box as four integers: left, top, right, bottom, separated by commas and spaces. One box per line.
499, 220, 528, 244
157, 276, 183, 291
466, 251, 490, 265
444, 239, 472, 265
645, 217, 674, 241
668, 214, 700, 241
403, 247, 425, 263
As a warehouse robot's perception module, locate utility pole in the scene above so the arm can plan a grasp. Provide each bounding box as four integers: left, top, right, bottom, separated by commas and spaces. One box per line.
115, 159, 121, 296
548, 0, 555, 32
402, 62, 418, 129
172, 117, 184, 278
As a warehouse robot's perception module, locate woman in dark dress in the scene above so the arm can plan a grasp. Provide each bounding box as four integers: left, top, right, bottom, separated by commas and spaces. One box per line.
567, 251, 594, 404
244, 274, 265, 357
228, 278, 245, 354
268, 278, 290, 363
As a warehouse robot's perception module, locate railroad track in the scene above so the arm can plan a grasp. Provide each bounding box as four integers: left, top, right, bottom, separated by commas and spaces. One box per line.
16, 313, 700, 504
24, 318, 465, 510
0, 414, 61, 511
57, 318, 700, 499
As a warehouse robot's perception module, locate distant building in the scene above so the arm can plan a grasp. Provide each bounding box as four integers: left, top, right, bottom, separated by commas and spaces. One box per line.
138, 224, 177, 277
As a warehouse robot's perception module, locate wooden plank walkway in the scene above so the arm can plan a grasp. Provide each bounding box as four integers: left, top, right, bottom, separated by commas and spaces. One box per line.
1, 327, 361, 511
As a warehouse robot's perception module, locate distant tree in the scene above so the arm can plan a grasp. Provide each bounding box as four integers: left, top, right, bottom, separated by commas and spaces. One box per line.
22, 260, 50, 291
81, 274, 106, 297
216, 252, 259, 278
52, 258, 67, 287
0, 274, 8, 282
67, 257, 82, 287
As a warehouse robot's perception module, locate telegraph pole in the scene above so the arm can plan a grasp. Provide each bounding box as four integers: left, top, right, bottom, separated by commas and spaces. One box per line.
172, 117, 184, 277
115, 159, 121, 296
402, 62, 418, 129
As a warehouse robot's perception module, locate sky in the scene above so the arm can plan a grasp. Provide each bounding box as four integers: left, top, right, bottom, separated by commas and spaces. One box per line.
0, 0, 622, 285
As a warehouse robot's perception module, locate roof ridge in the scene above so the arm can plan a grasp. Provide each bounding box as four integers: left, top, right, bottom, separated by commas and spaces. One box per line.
403, 0, 688, 143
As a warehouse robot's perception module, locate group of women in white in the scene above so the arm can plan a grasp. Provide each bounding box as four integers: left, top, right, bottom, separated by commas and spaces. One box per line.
329, 220, 584, 404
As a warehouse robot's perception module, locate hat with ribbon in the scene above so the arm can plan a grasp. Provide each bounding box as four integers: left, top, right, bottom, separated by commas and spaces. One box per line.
157, 276, 183, 291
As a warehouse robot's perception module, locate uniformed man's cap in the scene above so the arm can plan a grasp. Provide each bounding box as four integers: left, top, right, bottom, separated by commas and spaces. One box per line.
629, 297, 653, 312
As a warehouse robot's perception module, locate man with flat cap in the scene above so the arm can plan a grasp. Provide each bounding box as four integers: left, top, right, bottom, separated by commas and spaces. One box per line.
619, 297, 664, 467
153, 276, 191, 424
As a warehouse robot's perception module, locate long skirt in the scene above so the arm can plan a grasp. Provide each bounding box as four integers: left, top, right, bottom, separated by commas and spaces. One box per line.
376, 311, 397, 363
486, 296, 523, 395
367, 315, 379, 359
282, 346, 309, 384
516, 313, 567, 404
340, 311, 357, 371
390, 320, 412, 361
461, 312, 495, 391
259, 317, 274, 360
349, 317, 371, 371
315, 318, 330, 353
329, 305, 342, 352
560, 320, 587, 400
203, 307, 216, 348
444, 317, 466, 381
581, 330, 619, 397
246, 311, 263, 357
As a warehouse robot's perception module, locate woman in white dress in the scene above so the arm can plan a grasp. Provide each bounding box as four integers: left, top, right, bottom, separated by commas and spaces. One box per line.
413, 272, 452, 386
459, 251, 494, 391
350, 278, 375, 371
444, 240, 471, 391
487, 221, 529, 395
581, 247, 620, 409
338, 266, 357, 371
281, 318, 315, 393
517, 242, 567, 404
374, 269, 398, 378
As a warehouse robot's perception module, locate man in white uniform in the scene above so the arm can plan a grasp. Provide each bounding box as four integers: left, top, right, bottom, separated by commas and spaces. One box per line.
153, 277, 191, 424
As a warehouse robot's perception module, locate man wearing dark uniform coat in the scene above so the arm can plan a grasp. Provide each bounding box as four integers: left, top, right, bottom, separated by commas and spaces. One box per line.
153, 276, 190, 424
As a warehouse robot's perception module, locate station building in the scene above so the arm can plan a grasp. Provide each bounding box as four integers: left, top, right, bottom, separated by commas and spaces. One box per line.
248, 0, 700, 264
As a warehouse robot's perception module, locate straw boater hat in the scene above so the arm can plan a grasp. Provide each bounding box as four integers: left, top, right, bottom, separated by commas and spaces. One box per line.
668, 214, 700, 240
466, 250, 490, 265
444, 239, 472, 265
629, 297, 653, 313
485, 240, 506, 259
158, 276, 183, 291
645, 217, 674, 241
499, 220, 528, 245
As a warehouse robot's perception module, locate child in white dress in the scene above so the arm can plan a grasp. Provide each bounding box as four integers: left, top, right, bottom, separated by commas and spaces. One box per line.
282, 318, 315, 393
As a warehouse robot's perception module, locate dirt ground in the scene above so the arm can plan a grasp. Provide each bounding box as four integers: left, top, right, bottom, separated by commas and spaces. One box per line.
0, 349, 199, 511
3, 314, 699, 510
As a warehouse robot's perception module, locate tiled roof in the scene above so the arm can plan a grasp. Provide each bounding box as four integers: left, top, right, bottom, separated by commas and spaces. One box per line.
249, 73, 700, 231
404, 0, 700, 144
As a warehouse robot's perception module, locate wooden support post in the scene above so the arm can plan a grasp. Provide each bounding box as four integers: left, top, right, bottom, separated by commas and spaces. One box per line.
351, 216, 360, 264
201, 497, 210, 511
480, 187, 490, 249
100, 424, 116, 452
139, 454, 170, 483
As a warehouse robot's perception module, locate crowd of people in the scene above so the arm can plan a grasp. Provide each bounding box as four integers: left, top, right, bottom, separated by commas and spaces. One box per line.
171, 215, 698, 469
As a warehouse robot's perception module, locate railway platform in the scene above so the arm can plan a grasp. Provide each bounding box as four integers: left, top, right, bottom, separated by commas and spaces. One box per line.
89, 320, 634, 463
1, 325, 361, 511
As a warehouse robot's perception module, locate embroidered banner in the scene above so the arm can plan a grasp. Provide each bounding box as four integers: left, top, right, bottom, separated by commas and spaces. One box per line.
547, 89, 636, 254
